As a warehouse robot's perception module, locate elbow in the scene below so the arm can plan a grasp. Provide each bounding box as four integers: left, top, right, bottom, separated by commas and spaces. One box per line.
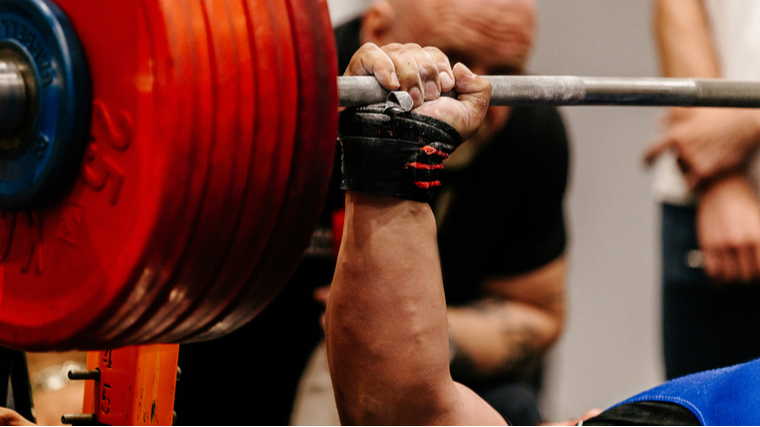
334, 380, 458, 426
541, 282, 567, 349
545, 302, 566, 348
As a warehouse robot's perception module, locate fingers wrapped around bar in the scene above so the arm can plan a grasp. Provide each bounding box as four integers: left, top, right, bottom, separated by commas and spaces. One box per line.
344, 43, 491, 141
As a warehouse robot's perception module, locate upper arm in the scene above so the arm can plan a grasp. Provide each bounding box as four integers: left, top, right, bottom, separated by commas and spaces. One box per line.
655, 0, 720, 78
482, 256, 567, 329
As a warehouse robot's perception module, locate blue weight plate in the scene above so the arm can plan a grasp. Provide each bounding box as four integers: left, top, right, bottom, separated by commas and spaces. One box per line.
0, 0, 91, 210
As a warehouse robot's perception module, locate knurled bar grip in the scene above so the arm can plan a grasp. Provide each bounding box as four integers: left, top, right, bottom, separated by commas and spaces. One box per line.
339, 75, 760, 108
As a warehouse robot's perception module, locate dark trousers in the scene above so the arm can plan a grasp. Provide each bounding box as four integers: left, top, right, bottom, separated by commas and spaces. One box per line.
662, 203, 760, 380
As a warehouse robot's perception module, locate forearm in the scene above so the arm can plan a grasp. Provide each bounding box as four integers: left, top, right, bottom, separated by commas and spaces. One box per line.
697, 173, 759, 205
447, 258, 566, 381
327, 192, 505, 425
448, 300, 562, 381
655, 0, 719, 78
326, 192, 458, 425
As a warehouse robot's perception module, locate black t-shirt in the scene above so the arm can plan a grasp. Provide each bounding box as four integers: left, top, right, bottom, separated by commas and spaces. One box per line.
434, 106, 569, 305
335, 18, 570, 306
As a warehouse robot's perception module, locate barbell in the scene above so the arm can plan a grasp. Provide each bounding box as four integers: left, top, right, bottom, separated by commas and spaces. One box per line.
1, 0, 759, 351
339, 75, 760, 108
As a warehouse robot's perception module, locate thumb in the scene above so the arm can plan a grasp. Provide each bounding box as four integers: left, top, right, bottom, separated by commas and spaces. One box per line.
643, 137, 673, 167
453, 62, 491, 140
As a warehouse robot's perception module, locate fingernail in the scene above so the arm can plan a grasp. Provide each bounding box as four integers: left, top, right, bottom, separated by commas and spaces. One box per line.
409, 86, 423, 104
425, 81, 439, 99
439, 71, 454, 89
390, 72, 400, 88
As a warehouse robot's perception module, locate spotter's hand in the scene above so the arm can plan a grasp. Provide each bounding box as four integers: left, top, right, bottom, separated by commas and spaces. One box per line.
345, 43, 492, 141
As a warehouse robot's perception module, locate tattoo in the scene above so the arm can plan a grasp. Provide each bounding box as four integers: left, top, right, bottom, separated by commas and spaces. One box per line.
496, 324, 540, 375
449, 301, 543, 382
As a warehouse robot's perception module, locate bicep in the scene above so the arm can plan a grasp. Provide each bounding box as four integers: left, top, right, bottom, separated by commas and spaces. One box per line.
482, 256, 567, 323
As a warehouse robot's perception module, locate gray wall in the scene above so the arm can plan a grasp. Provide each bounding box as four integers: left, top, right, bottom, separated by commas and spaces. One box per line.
326, 0, 372, 26
326, 0, 665, 421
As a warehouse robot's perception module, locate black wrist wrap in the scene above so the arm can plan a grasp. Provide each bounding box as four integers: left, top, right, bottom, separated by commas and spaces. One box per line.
339, 104, 463, 202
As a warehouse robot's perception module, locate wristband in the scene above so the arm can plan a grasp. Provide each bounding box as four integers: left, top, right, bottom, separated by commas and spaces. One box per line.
339, 92, 463, 202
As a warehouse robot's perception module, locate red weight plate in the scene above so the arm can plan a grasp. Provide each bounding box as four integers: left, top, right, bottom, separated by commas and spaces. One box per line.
103, 0, 237, 345
125, 0, 256, 344
186, 0, 339, 341
159, 0, 300, 342
0, 1, 186, 350
93, 0, 218, 347
78, 1, 192, 348
78, 0, 216, 348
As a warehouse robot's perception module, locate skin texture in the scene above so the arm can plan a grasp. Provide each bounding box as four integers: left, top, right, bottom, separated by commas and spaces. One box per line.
335, 0, 567, 386
647, 0, 760, 283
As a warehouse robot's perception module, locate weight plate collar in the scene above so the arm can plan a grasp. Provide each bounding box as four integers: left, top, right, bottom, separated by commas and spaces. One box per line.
0, 0, 90, 210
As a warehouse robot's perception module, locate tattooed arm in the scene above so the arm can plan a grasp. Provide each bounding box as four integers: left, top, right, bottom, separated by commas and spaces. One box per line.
447, 256, 566, 381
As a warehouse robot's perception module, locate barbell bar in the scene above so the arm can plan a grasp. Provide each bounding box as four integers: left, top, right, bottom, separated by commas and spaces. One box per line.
7, 68, 760, 134
6, 70, 760, 124
339, 75, 760, 108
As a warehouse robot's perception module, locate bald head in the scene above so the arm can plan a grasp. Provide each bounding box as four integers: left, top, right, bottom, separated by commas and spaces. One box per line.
361, 0, 536, 75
